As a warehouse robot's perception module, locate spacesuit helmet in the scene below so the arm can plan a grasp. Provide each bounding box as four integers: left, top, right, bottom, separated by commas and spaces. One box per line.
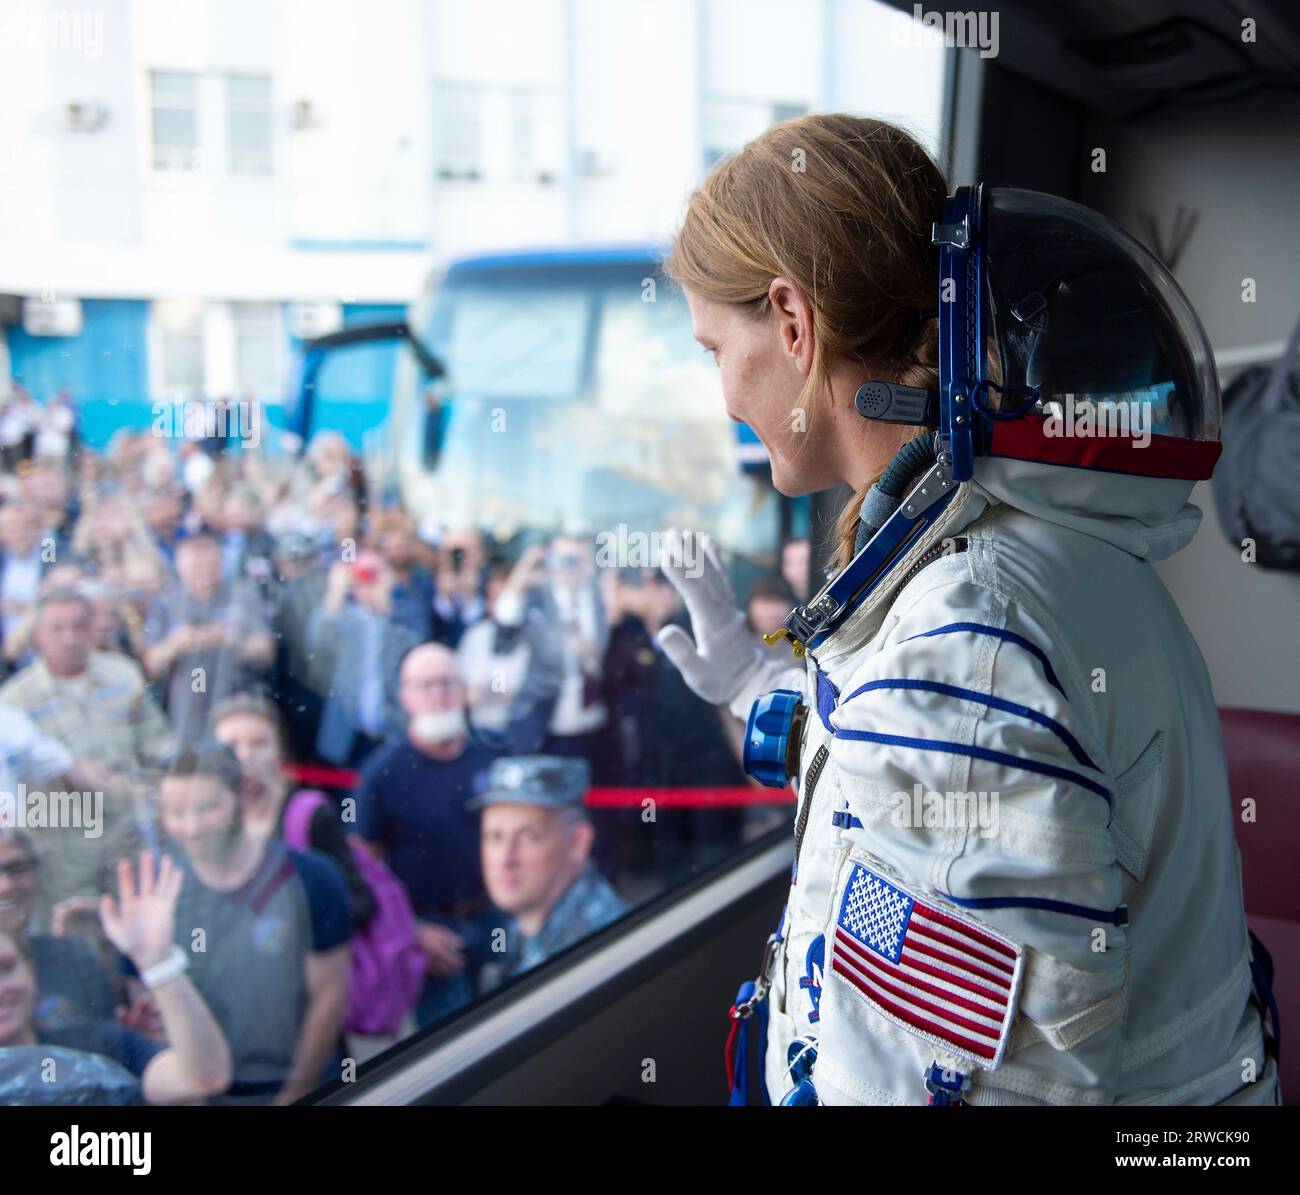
951, 185, 1222, 479
770, 184, 1225, 658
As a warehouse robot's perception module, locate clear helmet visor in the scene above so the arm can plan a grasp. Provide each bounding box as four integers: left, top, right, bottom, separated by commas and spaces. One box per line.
983, 187, 1220, 441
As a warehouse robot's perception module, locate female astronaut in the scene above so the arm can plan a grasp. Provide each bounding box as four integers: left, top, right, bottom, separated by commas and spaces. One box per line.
657, 113, 1279, 1107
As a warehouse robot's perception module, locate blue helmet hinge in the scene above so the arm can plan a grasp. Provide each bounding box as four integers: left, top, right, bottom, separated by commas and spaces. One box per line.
765, 457, 958, 656
759, 183, 987, 659
933, 184, 990, 483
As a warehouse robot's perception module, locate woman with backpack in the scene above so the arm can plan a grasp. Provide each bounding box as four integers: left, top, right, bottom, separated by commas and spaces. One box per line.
211, 692, 424, 1041
211, 693, 376, 927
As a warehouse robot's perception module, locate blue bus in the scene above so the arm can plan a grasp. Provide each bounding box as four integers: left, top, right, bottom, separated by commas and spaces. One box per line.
294, 245, 795, 565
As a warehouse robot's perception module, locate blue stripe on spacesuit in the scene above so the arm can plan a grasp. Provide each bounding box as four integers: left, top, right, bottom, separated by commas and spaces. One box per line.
829, 814, 1125, 929
827, 725, 1112, 803
899, 622, 1067, 698
816, 669, 839, 733
840, 678, 1100, 771
938, 891, 1129, 927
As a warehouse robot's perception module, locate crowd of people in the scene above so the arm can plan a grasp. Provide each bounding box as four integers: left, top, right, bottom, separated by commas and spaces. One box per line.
0, 396, 808, 1105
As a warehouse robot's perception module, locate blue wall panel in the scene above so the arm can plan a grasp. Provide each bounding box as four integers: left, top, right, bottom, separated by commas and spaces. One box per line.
6, 299, 152, 450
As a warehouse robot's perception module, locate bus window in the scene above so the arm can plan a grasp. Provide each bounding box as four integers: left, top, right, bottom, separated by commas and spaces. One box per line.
0, 0, 955, 1113
591, 279, 720, 419
250, 251, 799, 1059
440, 281, 590, 401
395, 256, 784, 566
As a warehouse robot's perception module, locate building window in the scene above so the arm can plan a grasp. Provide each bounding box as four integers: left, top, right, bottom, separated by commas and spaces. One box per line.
150, 70, 199, 171
155, 300, 205, 393
232, 302, 281, 395
226, 74, 273, 174
702, 97, 808, 168
507, 88, 562, 184
149, 71, 274, 175
435, 84, 484, 180
435, 83, 562, 184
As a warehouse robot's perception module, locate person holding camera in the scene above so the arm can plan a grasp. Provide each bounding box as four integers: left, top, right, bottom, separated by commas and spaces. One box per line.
142, 532, 273, 742
308, 548, 422, 767
429, 528, 486, 648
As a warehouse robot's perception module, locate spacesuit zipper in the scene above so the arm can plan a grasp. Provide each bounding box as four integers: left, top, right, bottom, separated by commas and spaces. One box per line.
732, 738, 831, 1020
788, 541, 966, 875
896, 536, 968, 590
793, 743, 830, 876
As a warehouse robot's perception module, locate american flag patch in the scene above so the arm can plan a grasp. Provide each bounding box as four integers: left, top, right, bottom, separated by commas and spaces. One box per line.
830, 863, 1023, 1069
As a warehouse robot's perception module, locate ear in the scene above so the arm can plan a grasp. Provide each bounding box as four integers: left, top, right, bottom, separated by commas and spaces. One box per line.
568, 818, 595, 867
768, 276, 815, 376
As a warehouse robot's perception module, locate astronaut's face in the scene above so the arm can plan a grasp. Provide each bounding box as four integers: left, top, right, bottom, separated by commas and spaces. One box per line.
686, 286, 842, 497
685, 286, 915, 499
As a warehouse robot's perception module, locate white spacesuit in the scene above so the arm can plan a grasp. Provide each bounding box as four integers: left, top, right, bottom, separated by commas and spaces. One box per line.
659, 185, 1280, 1107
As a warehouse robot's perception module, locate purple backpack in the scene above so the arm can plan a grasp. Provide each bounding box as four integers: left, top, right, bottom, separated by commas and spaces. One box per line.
283, 790, 426, 1037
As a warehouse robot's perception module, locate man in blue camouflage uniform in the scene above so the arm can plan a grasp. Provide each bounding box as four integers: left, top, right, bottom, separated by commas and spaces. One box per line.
472, 756, 625, 980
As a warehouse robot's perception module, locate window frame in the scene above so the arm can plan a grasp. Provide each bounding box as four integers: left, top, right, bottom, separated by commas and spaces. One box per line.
230, 299, 284, 399
314, 831, 792, 1105
148, 68, 201, 173
225, 72, 274, 176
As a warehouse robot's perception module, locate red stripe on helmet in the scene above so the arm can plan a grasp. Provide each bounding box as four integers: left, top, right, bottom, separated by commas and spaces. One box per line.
988, 419, 1222, 480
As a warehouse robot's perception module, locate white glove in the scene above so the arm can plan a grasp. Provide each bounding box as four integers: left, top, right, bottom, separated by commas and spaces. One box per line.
657, 529, 800, 716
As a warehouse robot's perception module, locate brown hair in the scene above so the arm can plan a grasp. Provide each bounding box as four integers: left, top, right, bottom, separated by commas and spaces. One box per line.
163, 740, 244, 794
210, 691, 289, 761
36, 585, 92, 619
665, 113, 948, 572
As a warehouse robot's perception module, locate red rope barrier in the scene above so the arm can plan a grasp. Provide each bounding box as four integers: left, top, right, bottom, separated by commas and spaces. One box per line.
287, 764, 360, 789
284, 766, 795, 809
585, 786, 794, 808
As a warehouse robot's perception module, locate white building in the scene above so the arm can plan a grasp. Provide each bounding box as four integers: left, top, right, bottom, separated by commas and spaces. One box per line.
0, 0, 945, 443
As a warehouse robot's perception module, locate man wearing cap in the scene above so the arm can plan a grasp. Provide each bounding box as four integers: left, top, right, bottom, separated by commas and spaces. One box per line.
142, 532, 274, 743
473, 756, 625, 981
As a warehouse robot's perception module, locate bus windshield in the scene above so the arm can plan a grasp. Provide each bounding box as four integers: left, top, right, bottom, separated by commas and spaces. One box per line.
394, 258, 781, 564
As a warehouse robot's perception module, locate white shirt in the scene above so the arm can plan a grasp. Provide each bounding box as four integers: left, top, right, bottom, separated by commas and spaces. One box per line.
547, 582, 606, 736
458, 618, 531, 734
1, 549, 42, 640
0, 701, 74, 801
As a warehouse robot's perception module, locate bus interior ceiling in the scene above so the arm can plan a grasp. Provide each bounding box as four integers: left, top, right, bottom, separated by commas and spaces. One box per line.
947, 0, 1300, 718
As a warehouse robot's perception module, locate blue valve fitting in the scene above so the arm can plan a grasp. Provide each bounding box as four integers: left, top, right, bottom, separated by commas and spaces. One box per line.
778, 1037, 819, 1105
778, 1078, 818, 1106
743, 689, 806, 789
